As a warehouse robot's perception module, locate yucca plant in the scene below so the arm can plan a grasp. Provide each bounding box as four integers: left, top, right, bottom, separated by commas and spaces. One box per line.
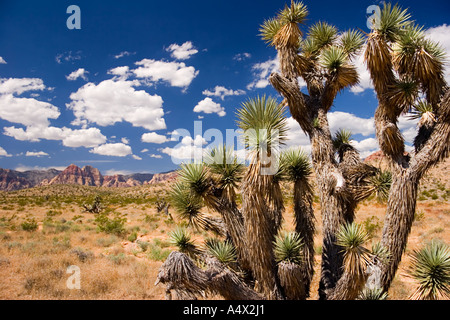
368, 169, 392, 203
169, 182, 224, 235
358, 288, 388, 300
203, 145, 244, 202
237, 95, 288, 299
279, 148, 315, 297
169, 226, 201, 258
205, 238, 237, 266
274, 231, 308, 300
408, 241, 450, 300
274, 232, 303, 264
329, 222, 373, 300
364, 2, 450, 294
337, 222, 372, 277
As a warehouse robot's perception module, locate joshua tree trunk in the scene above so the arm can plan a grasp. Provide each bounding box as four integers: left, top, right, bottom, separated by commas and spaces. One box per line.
270, 73, 354, 299
292, 179, 315, 296
368, 90, 450, 291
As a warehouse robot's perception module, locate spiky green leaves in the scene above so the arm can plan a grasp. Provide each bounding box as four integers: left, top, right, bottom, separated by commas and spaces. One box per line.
332, 128, 352, 150
274, 232, 303, 265
358, 288, 388, 300
204, 145, 243, 199
408, 241, 450, 300
205, 238, 237, 265
308, 21, 338, 51
409, 100, 436, 127
178, 163, 210, 198
236, 95, 288, 158
337, 222, 372, 277
279, 148, 312, 182
339, 30, 365, 59
368, 169, 392, 203
259, 18, 282, 47
170, 182, 203, 222
169, 226, 200, 258
376, 3, 411, 41
259, 1, 308, 48
277, 1, 308, 25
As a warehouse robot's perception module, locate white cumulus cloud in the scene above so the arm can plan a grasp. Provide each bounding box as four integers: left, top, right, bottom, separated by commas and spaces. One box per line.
193, 97, 226, 117
67, 79, 166, 131
66, 68, 88, 81
0, 146, 12, 157
90, 143, 132, 157
133, 59, 199, 88
166, 41, 198, 60
141, 132, 168, 144
0, 57, 6, 64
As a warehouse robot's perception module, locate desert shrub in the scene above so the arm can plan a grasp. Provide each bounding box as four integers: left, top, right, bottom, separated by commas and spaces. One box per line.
128, 231, 138, 242
95, 212, 127, 236
21, 216, 38, 232
362, 216, 382, 240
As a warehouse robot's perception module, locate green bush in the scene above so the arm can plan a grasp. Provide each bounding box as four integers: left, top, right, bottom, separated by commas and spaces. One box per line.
21, 216, 38, 232
95, 212, 127, 236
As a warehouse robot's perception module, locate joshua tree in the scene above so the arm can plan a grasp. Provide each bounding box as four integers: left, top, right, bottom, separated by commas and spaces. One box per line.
260, 1, 380, 299
363, 3, 450, 293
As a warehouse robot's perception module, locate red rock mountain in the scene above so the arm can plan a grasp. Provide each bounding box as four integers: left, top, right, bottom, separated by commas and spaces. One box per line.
46, 164, 104, 186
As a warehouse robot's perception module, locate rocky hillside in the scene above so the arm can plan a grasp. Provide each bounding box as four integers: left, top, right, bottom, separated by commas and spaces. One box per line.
0, 164, 177, 191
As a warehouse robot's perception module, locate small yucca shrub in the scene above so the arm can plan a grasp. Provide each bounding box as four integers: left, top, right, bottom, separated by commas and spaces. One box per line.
358, 288, 388, 300
169, 227, 200, 258
408, 241, 450, 300
205, 238, 237, 265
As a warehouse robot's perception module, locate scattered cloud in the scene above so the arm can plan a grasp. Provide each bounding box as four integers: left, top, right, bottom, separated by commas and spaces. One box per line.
25, 151, 49, 157
193, 97, 226, 117
166, 41, 198, 60
350, 50, 373, 94
160, 135, 207, 162
107, 66, 132, 79
14, 165, 67, 172
89, 143, 133, 157
328, 111, 375, 136
247, 57, 279, 90
121, 137, 129, 144
425, 24, 450, 83
140, 148, 149, 153
0, 77, 46, 95
114, 51, 135, 59
0, 78, 59, 127
233, 52, 251, 61
132, 154, 142, 160
55, 51, 82, 64
141, 132, 168, 144
0, 146, 12, 157
0, 57, 6, 64
66, 68, 89, 81
67, 79, 166, 131
202, 86, 245, 100
4, 126, 107, 148
133, 59, 199, 88
149, 154, 163, 159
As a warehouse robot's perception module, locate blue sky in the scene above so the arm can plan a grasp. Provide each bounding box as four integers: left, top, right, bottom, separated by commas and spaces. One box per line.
0, 0, 449, 175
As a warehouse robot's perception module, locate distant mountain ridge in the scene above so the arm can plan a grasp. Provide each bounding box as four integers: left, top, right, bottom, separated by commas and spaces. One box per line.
0, 164, 177, 191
